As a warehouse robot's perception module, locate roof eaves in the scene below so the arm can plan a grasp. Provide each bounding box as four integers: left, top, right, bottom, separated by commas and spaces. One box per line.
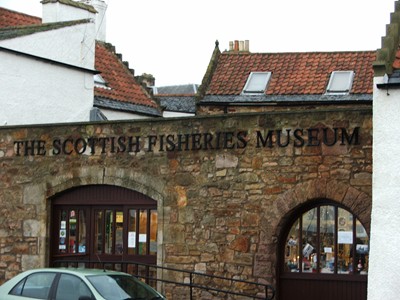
0, 18, 92, 41
158, 96, 197, 113
199, 94, 373, 105
94, 97, 162, 117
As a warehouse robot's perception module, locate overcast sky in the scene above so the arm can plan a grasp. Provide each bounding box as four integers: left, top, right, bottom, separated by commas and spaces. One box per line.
0, 0, 396, 86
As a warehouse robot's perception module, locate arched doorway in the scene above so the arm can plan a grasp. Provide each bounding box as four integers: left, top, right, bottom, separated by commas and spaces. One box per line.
50, 185, 158, 270
278, 200, 368, 300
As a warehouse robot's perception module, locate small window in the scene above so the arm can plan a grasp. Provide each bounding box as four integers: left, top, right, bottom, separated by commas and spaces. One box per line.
242, 72, 271, 94
326, 71, 354, 94
94, 74, 109, 89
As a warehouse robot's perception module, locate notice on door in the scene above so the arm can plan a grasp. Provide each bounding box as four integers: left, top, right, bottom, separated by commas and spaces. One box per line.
338, 231, 353, 244
128, 232, 136, 248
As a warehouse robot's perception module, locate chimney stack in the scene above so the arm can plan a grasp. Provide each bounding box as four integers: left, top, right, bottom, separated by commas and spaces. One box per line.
229, 40, 250, 52
79, 0, 107, 42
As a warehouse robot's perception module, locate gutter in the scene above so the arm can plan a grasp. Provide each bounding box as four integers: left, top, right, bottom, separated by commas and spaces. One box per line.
0, 46, 99, 74
376, 82, 400, 89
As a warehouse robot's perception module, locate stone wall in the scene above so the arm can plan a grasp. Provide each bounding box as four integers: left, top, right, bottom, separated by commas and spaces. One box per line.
0, 108, 372, 297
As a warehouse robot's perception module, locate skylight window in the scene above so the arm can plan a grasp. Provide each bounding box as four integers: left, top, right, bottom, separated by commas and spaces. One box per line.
326, 71, 354, 94
242, 72, 271, 94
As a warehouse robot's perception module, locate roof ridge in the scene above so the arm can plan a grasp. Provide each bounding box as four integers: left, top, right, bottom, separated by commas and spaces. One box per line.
0, 18, 92, 40
96, 40, 135, 75
222, 50, 377, 55
156, 94, 197, 97
197, 40, 221, 100
40, 0, 97, 13
373, 1, 400, 76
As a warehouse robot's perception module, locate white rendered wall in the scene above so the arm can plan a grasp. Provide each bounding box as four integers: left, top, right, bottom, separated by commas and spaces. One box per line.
0, 51, 93, 125
369, 76, 400, 299
87, 0, 107, 42
42, 0, 107, 42
162, 111, 195, 118
0, 23, 96, 70
100, 108, 150, 120
42, 2, 95, 24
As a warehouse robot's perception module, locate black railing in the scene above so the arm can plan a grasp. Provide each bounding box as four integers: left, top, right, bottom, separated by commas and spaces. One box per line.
53, 259, 275, 300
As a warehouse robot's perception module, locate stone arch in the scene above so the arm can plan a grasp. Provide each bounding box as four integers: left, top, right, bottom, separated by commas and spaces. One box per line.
45, 165, 166, 202
274, 179, 371, 239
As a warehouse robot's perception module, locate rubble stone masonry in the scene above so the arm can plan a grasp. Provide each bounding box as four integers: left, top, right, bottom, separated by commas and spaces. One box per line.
0, 108, 372, 296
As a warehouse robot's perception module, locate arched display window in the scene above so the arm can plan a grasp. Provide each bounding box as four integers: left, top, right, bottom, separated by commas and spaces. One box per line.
284, 203, 368, 274
279, 201, 369, 300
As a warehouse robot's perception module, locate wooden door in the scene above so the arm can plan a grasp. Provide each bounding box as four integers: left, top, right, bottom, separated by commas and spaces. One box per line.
50, 185, 158, 268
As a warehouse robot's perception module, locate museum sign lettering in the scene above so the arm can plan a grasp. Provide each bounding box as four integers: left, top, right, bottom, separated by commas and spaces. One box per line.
13, 127, 360, 157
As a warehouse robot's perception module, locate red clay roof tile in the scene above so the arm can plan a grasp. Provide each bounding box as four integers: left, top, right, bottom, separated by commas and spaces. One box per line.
0, 8, 41, 28
206, 51, 376, 96
392, 49, 400, 70
94, 42, 158, 109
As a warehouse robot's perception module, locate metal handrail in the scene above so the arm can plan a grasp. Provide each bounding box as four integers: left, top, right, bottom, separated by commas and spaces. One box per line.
53, 259, 275, 300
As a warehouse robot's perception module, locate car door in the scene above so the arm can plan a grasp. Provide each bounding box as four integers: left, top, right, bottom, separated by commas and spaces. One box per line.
54, 273, 93, 300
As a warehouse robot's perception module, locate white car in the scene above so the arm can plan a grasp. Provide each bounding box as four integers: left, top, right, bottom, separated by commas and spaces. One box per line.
0, 268, 166, 300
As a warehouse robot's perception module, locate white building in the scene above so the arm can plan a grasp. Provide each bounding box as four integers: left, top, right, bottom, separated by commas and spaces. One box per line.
370, 1, 400, 299
0, 0, 161, 126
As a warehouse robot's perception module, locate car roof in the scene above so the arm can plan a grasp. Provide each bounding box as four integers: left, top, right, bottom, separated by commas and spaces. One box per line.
23, 268, 130, 277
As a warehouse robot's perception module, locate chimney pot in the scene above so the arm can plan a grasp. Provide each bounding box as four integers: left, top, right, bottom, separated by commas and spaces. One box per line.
229, 41, 234, 51
234, 40, 239, 51
245, 40, 249, 52
239, 41, 244, 51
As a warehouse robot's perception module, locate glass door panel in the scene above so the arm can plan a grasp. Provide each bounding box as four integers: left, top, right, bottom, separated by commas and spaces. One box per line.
127, 209, 157, 256
302, 208, 317, 273
115, 211, 123, 254
149, 210, 158, 255
338, 208, 353, 273
56, 209, 87, 255
284, 219, 300, 272
94, 210, 103, 254
138, 210, 148, 255
59, 210, 68, 254
78, 210, 87, 253
105, 210, 113, 254
94, 208, 124, 255
69, 210, 77, 253
356, 219, 369, 274
128, 209, 137, 255
319, 206, 335, 273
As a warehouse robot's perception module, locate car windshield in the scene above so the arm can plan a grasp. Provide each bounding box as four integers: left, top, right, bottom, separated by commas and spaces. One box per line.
87, 274, 162, 300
